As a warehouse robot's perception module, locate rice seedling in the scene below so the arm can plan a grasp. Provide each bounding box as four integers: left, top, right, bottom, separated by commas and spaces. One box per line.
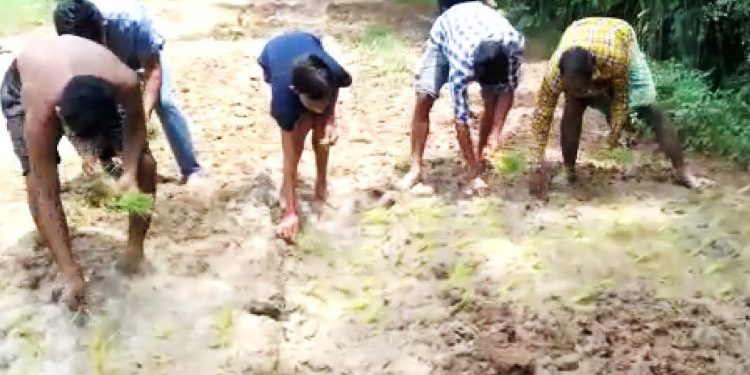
16, 326, 44, 360
89, 320, 116, 375
210, 308, 235, 349
109, 191, 155, 217
492, 151, 527, 176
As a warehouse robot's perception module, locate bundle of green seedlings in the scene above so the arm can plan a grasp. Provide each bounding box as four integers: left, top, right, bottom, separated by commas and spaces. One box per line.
86, 177, 154, 217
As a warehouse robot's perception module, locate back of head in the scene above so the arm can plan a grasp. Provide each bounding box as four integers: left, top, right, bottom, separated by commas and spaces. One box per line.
558, 47, 595, 79
54, 0, 104, 42
473, 40, 509, 85
291, 54, 333, 100
58, 75, 119, 139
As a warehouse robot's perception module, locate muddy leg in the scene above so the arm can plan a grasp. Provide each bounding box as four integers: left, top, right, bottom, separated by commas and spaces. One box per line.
277, 116, 313, 242
636, 105, 696, 187
120, 152, 156, 274
560, 98, 586, 183
311, 119, 329, 202
397, 93, 435, 190
477, 93, 498, 159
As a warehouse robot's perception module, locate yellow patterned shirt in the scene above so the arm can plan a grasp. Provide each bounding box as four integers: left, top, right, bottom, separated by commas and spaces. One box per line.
530, 17, 636, 163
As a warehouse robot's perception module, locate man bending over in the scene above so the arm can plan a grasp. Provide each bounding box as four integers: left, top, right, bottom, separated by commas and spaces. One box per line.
1, 35, 155, 310
398, 1, 524, 192
528, 18, 698, 199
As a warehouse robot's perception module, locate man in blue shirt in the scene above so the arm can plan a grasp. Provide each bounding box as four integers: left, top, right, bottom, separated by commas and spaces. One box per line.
398, 1, 524, 193
53, 0, 204, 184
258, 32, 352, 243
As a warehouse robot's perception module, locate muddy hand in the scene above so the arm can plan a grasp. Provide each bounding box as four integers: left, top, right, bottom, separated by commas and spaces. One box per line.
82, 155, 97, 176
64, 273, 86, 311
116, 171, 138, 194
276, 210, 300, 244
319, 125, 339, 147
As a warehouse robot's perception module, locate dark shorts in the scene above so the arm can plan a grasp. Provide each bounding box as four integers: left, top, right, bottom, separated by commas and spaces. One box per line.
1, 61, 128, 176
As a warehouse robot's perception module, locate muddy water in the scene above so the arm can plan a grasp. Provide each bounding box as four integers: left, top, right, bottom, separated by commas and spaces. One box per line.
1, 0, 749, 374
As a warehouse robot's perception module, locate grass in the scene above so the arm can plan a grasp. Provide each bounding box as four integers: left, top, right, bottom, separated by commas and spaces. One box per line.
448, 260, 476, 303
0, 0, 55, 36
90, 320, 116, 375
492, 151, 527, 176
357, 24, 411, 76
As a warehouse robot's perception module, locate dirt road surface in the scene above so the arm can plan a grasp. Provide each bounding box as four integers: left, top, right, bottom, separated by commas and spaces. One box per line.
1, 1, 750, 374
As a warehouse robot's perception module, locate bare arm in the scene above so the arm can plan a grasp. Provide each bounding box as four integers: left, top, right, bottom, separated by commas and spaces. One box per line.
320, 89, 340, 146
141, 54, 162, 119
24, 111, 81, 283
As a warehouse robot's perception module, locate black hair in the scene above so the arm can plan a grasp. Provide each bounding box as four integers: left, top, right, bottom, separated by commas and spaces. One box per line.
53, 0, 104, 43
291, 54, 334, 100
58, 75, 120, 140
473, 40, 510, 85
559, 47, 595, 78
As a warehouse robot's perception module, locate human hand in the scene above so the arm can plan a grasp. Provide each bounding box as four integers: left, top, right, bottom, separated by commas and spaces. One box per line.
64, 270, 86, 311
81, 155, 97, 177
116, 171, 138, 194
319, 124, 339, 147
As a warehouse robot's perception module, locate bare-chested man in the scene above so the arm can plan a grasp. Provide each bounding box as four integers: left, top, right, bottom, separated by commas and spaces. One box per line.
0, 35, 155, 310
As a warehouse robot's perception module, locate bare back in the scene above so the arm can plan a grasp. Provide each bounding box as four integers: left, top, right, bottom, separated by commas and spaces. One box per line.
16, 35, 137, 129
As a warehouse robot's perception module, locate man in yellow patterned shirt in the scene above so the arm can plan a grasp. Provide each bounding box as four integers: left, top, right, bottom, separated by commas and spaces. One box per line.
528, 18, 697, 198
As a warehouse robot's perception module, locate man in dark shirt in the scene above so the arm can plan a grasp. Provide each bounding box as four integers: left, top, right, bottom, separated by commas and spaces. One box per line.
258, 32, 352, 243
1, 35, 156, 311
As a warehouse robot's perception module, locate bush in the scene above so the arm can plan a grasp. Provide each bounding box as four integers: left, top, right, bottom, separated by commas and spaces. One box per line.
651, 61, 750, 163
498, 0, 750, 88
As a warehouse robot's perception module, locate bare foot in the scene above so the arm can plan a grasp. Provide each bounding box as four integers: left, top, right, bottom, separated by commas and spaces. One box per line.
411, 183, 435, 196
276, 211, 300, 244
463, 176, 489, 195
116, 253, 144, 275
674, 170, 712, 189
396, 168, 422, 191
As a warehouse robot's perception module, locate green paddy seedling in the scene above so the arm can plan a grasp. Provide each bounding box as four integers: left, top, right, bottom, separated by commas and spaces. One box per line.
492, 152, 527, 176
109, 191, 155, 217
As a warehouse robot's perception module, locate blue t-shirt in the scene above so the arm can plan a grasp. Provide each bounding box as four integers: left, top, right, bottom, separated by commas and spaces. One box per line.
258, 32, 352, 131
91, 0, 165, 70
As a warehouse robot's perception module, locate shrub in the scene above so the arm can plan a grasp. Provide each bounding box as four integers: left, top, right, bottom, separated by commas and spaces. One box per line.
650, 61, 750, 163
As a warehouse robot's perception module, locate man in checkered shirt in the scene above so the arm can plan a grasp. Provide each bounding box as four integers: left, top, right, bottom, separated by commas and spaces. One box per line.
398, 1, 524, 193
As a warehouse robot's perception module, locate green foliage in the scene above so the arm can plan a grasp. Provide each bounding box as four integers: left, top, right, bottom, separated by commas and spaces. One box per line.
0, 0, 55, 36
109, 191, 155, 217
492, 152, 527, 176
357, 24, 410, 75
499, 0, 750, 87
651, 61, 750, 162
